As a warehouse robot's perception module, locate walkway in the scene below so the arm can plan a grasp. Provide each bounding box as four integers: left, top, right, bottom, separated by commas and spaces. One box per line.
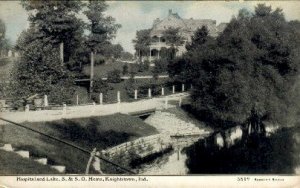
75, 75, 169, 82
0, 93, 189, 124
104, 75, 169, 80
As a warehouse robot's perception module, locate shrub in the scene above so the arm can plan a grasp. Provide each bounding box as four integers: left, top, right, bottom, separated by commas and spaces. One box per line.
107, 69, 122, 83
125, 79, 165, 99
152, 58, 169, 74
122, 64, 129, 75
93, 79, 110, 93
129, 64, 138, 74
73, 86, 90, 104
91, 79, 112, 103
48, 80, 77, 105
142, 60, 150, 71
137, 60, 150, 72
94, 54, 106, 66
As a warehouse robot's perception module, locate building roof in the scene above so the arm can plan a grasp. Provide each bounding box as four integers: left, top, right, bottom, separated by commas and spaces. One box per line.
217, 22, 228, 33
150, 9, 227, 38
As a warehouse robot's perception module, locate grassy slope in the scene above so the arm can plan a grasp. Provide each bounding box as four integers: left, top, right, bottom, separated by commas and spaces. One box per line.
83, 62, 154, 79
0, 114, 158, 174
0, 150, 59, 174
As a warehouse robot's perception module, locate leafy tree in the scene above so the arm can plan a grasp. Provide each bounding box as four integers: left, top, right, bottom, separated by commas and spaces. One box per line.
11, 28, 76, 103
173, 4, 300, 126
11, 1, 122, 102
12, 0, 85, 102
186, 26, 211, 51
133, 29, 151, 59
84, 0, 121, 54
0, 19, 5, 40
162, 27, 184, 47
154, 47, 177, 79
120, 51, 134, 61
109, 44, 123, 59
0, 18, 5, 51
20, 0, 85, 65
162, 27, 184, 60
0, 19, 12, 56
159, 47, 174, 61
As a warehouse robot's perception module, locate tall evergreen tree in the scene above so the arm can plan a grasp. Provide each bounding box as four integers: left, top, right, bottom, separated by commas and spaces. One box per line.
186, 26, 211, 51
84, 0, 121, 54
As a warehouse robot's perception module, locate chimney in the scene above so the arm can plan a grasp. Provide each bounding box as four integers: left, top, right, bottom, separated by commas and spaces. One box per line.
168, 9, 172, 16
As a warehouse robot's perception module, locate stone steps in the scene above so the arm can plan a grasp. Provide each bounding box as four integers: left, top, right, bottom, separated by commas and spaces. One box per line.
0, 144, 14, 151
34, 158, 48, 165
0, 143, 66, 173
15, 150, 30, 158
50, 165, 66, 173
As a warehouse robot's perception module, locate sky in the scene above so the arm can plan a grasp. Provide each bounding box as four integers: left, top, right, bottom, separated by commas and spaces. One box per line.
0, 1, 300, 53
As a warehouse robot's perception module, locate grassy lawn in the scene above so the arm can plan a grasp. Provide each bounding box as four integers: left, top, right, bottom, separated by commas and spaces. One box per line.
0, 114, 158, 174
98, 78, 173, 104
82, 61, 155, 79
0, 150, 59, 174
83, 61, 127, 78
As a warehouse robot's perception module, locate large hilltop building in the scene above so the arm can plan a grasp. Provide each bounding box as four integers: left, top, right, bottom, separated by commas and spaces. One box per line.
147, 9, 227, 61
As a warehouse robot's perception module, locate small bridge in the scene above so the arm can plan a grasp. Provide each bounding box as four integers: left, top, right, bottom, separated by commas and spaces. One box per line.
170, 132, 211, 138
128, 108, 156, 118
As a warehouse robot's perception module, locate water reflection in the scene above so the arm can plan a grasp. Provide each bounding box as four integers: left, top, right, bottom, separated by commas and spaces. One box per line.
138, 125, 300, 174
139, 150, 189, 175
186, 125, 300, 174
137, 136, 199, 175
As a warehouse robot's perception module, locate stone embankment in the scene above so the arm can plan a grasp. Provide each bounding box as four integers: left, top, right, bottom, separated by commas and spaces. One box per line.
144, 111, 209, 137
98, 110, 211, 172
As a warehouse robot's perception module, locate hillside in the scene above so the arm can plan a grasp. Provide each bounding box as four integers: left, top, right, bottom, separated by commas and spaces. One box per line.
82, 61, 154, 79
0, 150, 59, 174
0, 113, 158, 174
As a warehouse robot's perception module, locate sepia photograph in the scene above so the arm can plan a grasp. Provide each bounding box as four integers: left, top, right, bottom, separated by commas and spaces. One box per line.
0, 0, 300, 187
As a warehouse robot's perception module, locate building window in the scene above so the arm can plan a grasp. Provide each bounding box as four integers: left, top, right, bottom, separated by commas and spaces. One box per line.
152, 36, 159, 43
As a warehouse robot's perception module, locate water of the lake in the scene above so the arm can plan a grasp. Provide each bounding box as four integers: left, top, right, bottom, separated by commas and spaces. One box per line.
138, 125, 300, 175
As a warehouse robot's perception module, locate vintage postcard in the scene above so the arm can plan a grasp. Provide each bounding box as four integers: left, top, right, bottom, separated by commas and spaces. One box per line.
0, 0, 299, 187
